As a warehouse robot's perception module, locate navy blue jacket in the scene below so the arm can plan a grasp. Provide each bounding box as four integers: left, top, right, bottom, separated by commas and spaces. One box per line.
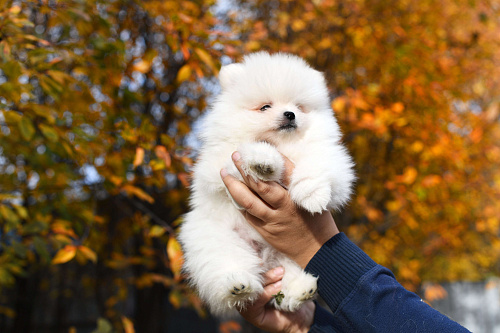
305, 233, 470, 333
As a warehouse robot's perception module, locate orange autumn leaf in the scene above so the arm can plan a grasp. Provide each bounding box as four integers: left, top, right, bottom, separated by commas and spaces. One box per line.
219, 320, 241, 333
78, 246, 97, 263
177, 173, 190, 187
167, 236, 184, 280
133, 147, 145, 169
121, 185, 154, 204
219, 321, 242, 333
154, 145, 172, 167
424, 284, 448, 302
52, 245, 77, 265
121, 316, 135, 333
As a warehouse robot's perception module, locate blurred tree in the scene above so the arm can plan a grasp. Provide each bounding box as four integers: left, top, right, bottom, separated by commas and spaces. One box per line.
230, 0, 500, 291
1, 0, 500, 331
0, 0, 231, 331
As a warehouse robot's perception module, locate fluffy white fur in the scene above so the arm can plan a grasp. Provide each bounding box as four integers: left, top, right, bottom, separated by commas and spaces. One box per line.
178, 52, 355, 316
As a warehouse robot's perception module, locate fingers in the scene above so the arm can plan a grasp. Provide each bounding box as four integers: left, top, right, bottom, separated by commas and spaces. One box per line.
263, 267, 284, 286
231, 152, 290, 209
220, 169, 272, 219
239, 270, 283, 319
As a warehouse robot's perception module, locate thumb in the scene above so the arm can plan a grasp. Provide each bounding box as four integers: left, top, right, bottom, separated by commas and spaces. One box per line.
239, 279, 282, 321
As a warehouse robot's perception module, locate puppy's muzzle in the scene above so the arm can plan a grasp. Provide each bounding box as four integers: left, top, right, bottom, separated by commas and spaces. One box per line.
278, 111, 297, 131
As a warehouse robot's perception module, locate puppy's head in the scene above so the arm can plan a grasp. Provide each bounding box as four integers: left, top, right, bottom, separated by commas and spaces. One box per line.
215, 52, 330, 143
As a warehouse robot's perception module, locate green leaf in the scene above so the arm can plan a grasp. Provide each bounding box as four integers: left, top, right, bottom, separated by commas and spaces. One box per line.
149, 225, 166, 237
0, 268, 15, 286
34, 237, 51, 262
0, 205, 20, 231
92, 318, 113, 333
194, 48, 217, 73
2, 61, 22, 80
13, 205, 28, 219
11, 241, 27, 259
19, 117, 36, 140
39, 124, 59, 142
4, 111, 22, 123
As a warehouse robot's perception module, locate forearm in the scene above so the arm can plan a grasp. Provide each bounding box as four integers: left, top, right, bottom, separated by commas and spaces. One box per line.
306, 233, 470, 333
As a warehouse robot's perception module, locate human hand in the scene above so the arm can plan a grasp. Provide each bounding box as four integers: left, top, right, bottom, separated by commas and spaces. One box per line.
239, 267, 315, 333
220, 151, 339, 268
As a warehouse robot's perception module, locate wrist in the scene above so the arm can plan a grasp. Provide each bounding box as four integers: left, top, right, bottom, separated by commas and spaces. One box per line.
293, 211, 339, 268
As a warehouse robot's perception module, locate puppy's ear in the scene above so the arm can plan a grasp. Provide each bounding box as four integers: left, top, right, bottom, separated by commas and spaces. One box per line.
219, 63, 244, 91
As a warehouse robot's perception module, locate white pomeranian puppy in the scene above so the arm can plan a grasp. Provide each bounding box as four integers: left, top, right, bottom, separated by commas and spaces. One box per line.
178, 52, 355, 316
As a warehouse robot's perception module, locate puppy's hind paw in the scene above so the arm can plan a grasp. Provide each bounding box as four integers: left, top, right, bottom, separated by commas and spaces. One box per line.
221, 271, 263, 310
271, 272, 317, 312
230, 283, 252, 296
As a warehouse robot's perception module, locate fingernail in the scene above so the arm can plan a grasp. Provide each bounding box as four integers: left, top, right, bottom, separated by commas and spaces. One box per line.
273, 267, 284, 277
232, 151, 241, 162
220, 168, 228, 178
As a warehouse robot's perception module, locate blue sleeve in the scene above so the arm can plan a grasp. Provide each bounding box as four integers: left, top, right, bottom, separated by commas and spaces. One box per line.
306, 233, 470, 333
309, 301, 337, 333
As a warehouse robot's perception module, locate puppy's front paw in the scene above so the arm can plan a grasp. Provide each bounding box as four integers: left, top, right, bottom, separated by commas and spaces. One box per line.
238, 142, 284, 182
248, 162, 277, 179
289, 178, 331, 214
271, 272, 317, 312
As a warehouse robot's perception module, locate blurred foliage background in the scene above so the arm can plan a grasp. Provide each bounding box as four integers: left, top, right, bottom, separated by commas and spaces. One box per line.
0, 0, 499, 332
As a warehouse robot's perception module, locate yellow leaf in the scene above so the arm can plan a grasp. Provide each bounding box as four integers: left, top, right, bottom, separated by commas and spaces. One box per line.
149, 225, 166, 237
194, 48, 217, 74
411, 141, 424, 153
176, 64, 192, 83
46, 70, 71, 84
13, 205, 28, 219
52, 245, 77, 265
245, 40, 261, 51
78, 246, 97, 263
169, 289, 182, 309
332, 97, 346, 112
401, 167, 417, 185
132, 60, 151, 73
133, 147, 145, 169
291, 19, 306, 31
167, 236, 184, 279
39, 124, 59, 142
386, 200, 402, 212
121, 316, 135, 333
10, 6, 21, 14
19, 117, 35, 140
121, 185, 154, 204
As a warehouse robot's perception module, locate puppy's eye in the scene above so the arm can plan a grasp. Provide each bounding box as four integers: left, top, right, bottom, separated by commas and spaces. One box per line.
260, 104, 271, 111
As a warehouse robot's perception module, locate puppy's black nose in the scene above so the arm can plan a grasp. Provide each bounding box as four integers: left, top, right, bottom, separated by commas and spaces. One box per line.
284, 111, 295, 121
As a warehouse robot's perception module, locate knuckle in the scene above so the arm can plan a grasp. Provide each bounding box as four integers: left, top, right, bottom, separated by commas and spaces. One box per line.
257, 182, 272, 196
242, 199, 254, 211
276, 190, 288, 203
262, 209, 276, 221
